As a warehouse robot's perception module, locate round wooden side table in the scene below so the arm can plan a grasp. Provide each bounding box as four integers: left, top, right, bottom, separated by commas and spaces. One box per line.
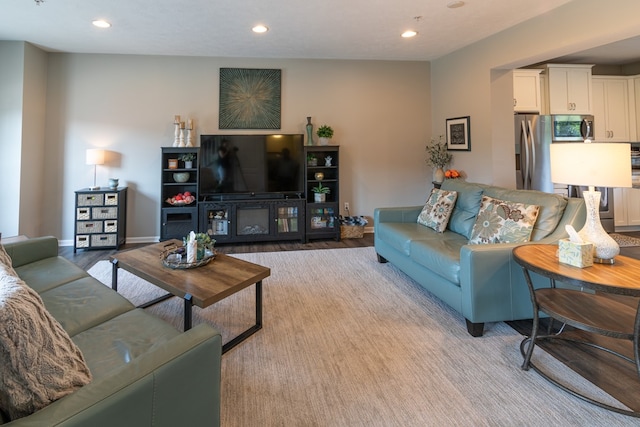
513, 244, 640, 417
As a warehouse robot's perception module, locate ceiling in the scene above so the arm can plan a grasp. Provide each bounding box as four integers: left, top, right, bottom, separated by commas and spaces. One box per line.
549, 36, 640, 66
1, 0, 577, 61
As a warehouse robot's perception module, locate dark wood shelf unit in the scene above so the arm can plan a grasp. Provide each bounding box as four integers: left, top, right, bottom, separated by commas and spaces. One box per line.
304, 146, 340, 242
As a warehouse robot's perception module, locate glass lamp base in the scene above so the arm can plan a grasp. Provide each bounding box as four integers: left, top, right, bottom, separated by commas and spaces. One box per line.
579, 190, 619, 264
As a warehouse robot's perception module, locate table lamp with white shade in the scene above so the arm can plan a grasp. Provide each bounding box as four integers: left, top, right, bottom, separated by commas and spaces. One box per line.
86, 148, 105, 191
550, 141, 631, 264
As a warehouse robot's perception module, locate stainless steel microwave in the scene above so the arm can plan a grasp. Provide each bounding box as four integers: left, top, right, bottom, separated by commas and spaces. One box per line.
551, 114, 594, 142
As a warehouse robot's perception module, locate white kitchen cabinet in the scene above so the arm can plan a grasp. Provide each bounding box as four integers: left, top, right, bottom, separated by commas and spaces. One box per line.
592, 77, 630, 142
546, 64, 593, 114
513, 69, 542, 113
614, 187, 640, 228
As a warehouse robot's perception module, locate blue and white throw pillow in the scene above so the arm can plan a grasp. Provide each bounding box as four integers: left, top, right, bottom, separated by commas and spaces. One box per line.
469, 195, 540, 244
417, 188, 458, 233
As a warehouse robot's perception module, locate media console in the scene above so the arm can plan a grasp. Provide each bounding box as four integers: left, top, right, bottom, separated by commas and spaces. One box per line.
160, 145, 340, 244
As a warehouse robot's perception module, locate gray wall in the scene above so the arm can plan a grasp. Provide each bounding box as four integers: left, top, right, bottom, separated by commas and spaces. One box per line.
39, 55, 431, 243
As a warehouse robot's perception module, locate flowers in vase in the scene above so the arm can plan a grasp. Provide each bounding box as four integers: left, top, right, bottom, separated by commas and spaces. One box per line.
425, 135, 452, 169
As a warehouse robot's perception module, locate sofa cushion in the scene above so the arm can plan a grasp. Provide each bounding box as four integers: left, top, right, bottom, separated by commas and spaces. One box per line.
480, 186, 567, 241
14, 257, 89, 294
417, 188, 458, 233
39, 277, 134, 337
376, 222, 433, 255
72, 309, 181, 380
440, 180, 484, 239
469, 196, 540, 244
409, 232, 468, 284
0, 264, 92, 421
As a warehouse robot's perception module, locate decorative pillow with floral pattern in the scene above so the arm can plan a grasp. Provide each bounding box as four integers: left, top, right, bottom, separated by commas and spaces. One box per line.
469, 195, 540, 244
417, 188, 458, 233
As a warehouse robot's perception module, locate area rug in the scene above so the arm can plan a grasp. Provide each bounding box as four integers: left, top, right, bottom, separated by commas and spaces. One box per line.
610, 233, 640, 247
88, 248, 635, 426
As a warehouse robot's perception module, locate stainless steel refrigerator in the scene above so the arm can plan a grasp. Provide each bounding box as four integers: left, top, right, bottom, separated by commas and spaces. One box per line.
514, 113, 614, 231
515, 114, 554, 193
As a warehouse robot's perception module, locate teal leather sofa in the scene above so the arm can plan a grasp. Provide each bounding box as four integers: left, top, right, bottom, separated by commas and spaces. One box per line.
374, 180, 586, 337
1, 237, 221, 426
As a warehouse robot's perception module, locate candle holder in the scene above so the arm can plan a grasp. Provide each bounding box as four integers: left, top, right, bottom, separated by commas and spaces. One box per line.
173, 123, 180, 147
178, 122, 185, 147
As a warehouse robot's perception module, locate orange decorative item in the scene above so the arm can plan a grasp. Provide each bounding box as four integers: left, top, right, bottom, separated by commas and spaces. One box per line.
445, 169, 461, 179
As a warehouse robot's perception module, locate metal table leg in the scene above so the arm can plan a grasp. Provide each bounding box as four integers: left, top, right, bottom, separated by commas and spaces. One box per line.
222, 280, 263, 354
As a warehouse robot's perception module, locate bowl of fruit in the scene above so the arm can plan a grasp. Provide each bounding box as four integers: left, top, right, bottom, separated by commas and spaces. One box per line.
166, 191, 196, 206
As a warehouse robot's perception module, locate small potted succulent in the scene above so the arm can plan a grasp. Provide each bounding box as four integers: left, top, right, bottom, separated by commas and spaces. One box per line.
307, 153, 318, 167
311, 182, 330, 203
179, 153, 196, 169
316, 125, 334, 146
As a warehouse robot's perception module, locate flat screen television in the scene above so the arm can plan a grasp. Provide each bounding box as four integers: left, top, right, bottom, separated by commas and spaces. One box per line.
199, 134, 304, 199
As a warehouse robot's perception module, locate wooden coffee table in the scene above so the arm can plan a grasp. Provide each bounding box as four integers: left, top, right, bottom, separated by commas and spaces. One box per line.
110, 240, 270, 354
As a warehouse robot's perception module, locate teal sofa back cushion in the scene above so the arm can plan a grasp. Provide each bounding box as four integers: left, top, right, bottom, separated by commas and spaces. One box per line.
480, 185, 568, 241
440, 180, 483, 239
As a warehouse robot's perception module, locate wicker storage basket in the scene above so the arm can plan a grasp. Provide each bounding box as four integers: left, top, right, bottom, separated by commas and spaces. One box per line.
340, 225, 364, 239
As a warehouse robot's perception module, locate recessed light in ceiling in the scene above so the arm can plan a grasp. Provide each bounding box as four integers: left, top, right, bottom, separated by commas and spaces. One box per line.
401, 30, 418, 38
252, 25, 269, 34
447, 1, 465, 8
92, 20, 111, 29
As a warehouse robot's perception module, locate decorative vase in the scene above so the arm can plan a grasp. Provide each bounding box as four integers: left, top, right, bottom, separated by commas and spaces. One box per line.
433, 167, 445, 183
184, 160, 193, 169
314, 193, 326, 203
306, 117, 314, 146
108, 178, 119, 189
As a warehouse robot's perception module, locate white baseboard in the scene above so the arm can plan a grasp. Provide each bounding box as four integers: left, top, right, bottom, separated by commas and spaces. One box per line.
58, 236, 159, 247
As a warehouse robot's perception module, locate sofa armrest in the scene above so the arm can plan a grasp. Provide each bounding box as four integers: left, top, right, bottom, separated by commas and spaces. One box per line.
7, 324, 222, 427
3, 236, 59, 268
374, 206, 423, 225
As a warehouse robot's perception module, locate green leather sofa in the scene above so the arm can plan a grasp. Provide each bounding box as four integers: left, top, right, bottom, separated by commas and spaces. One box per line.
374, 180, 586, 337
1, 237, 221, 426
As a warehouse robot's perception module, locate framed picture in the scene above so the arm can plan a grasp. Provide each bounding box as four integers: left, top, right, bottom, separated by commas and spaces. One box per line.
446, 116, 470, 151
219, 68, 281, 129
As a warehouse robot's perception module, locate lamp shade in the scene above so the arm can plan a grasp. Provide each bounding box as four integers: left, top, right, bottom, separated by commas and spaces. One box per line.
86, 149, 105, 166
550, 142, 631, 188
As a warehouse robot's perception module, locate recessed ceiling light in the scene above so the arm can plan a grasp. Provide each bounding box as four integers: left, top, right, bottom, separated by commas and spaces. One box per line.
401, 30, 418, 38
252, 25, 269, 33
92, 20, 111, 28
447, 1, 465, 8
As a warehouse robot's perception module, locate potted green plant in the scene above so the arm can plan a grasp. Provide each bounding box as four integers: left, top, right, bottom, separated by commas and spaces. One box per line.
425, 135, 452, 183
312, 182, 331, 203
179, 153, 196, 168
307, 153, 318, 167
316, 125, 334, 146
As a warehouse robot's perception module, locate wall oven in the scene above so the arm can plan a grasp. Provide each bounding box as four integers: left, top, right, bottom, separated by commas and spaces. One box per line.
632, 145, 640, 186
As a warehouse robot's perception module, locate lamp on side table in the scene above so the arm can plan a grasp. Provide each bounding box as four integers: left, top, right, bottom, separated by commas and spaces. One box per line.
550, 141, 631, 264
86, 148, 105, 191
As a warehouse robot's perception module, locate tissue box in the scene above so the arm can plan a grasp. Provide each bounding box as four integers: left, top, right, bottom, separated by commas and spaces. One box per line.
558, 239, 593, 268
